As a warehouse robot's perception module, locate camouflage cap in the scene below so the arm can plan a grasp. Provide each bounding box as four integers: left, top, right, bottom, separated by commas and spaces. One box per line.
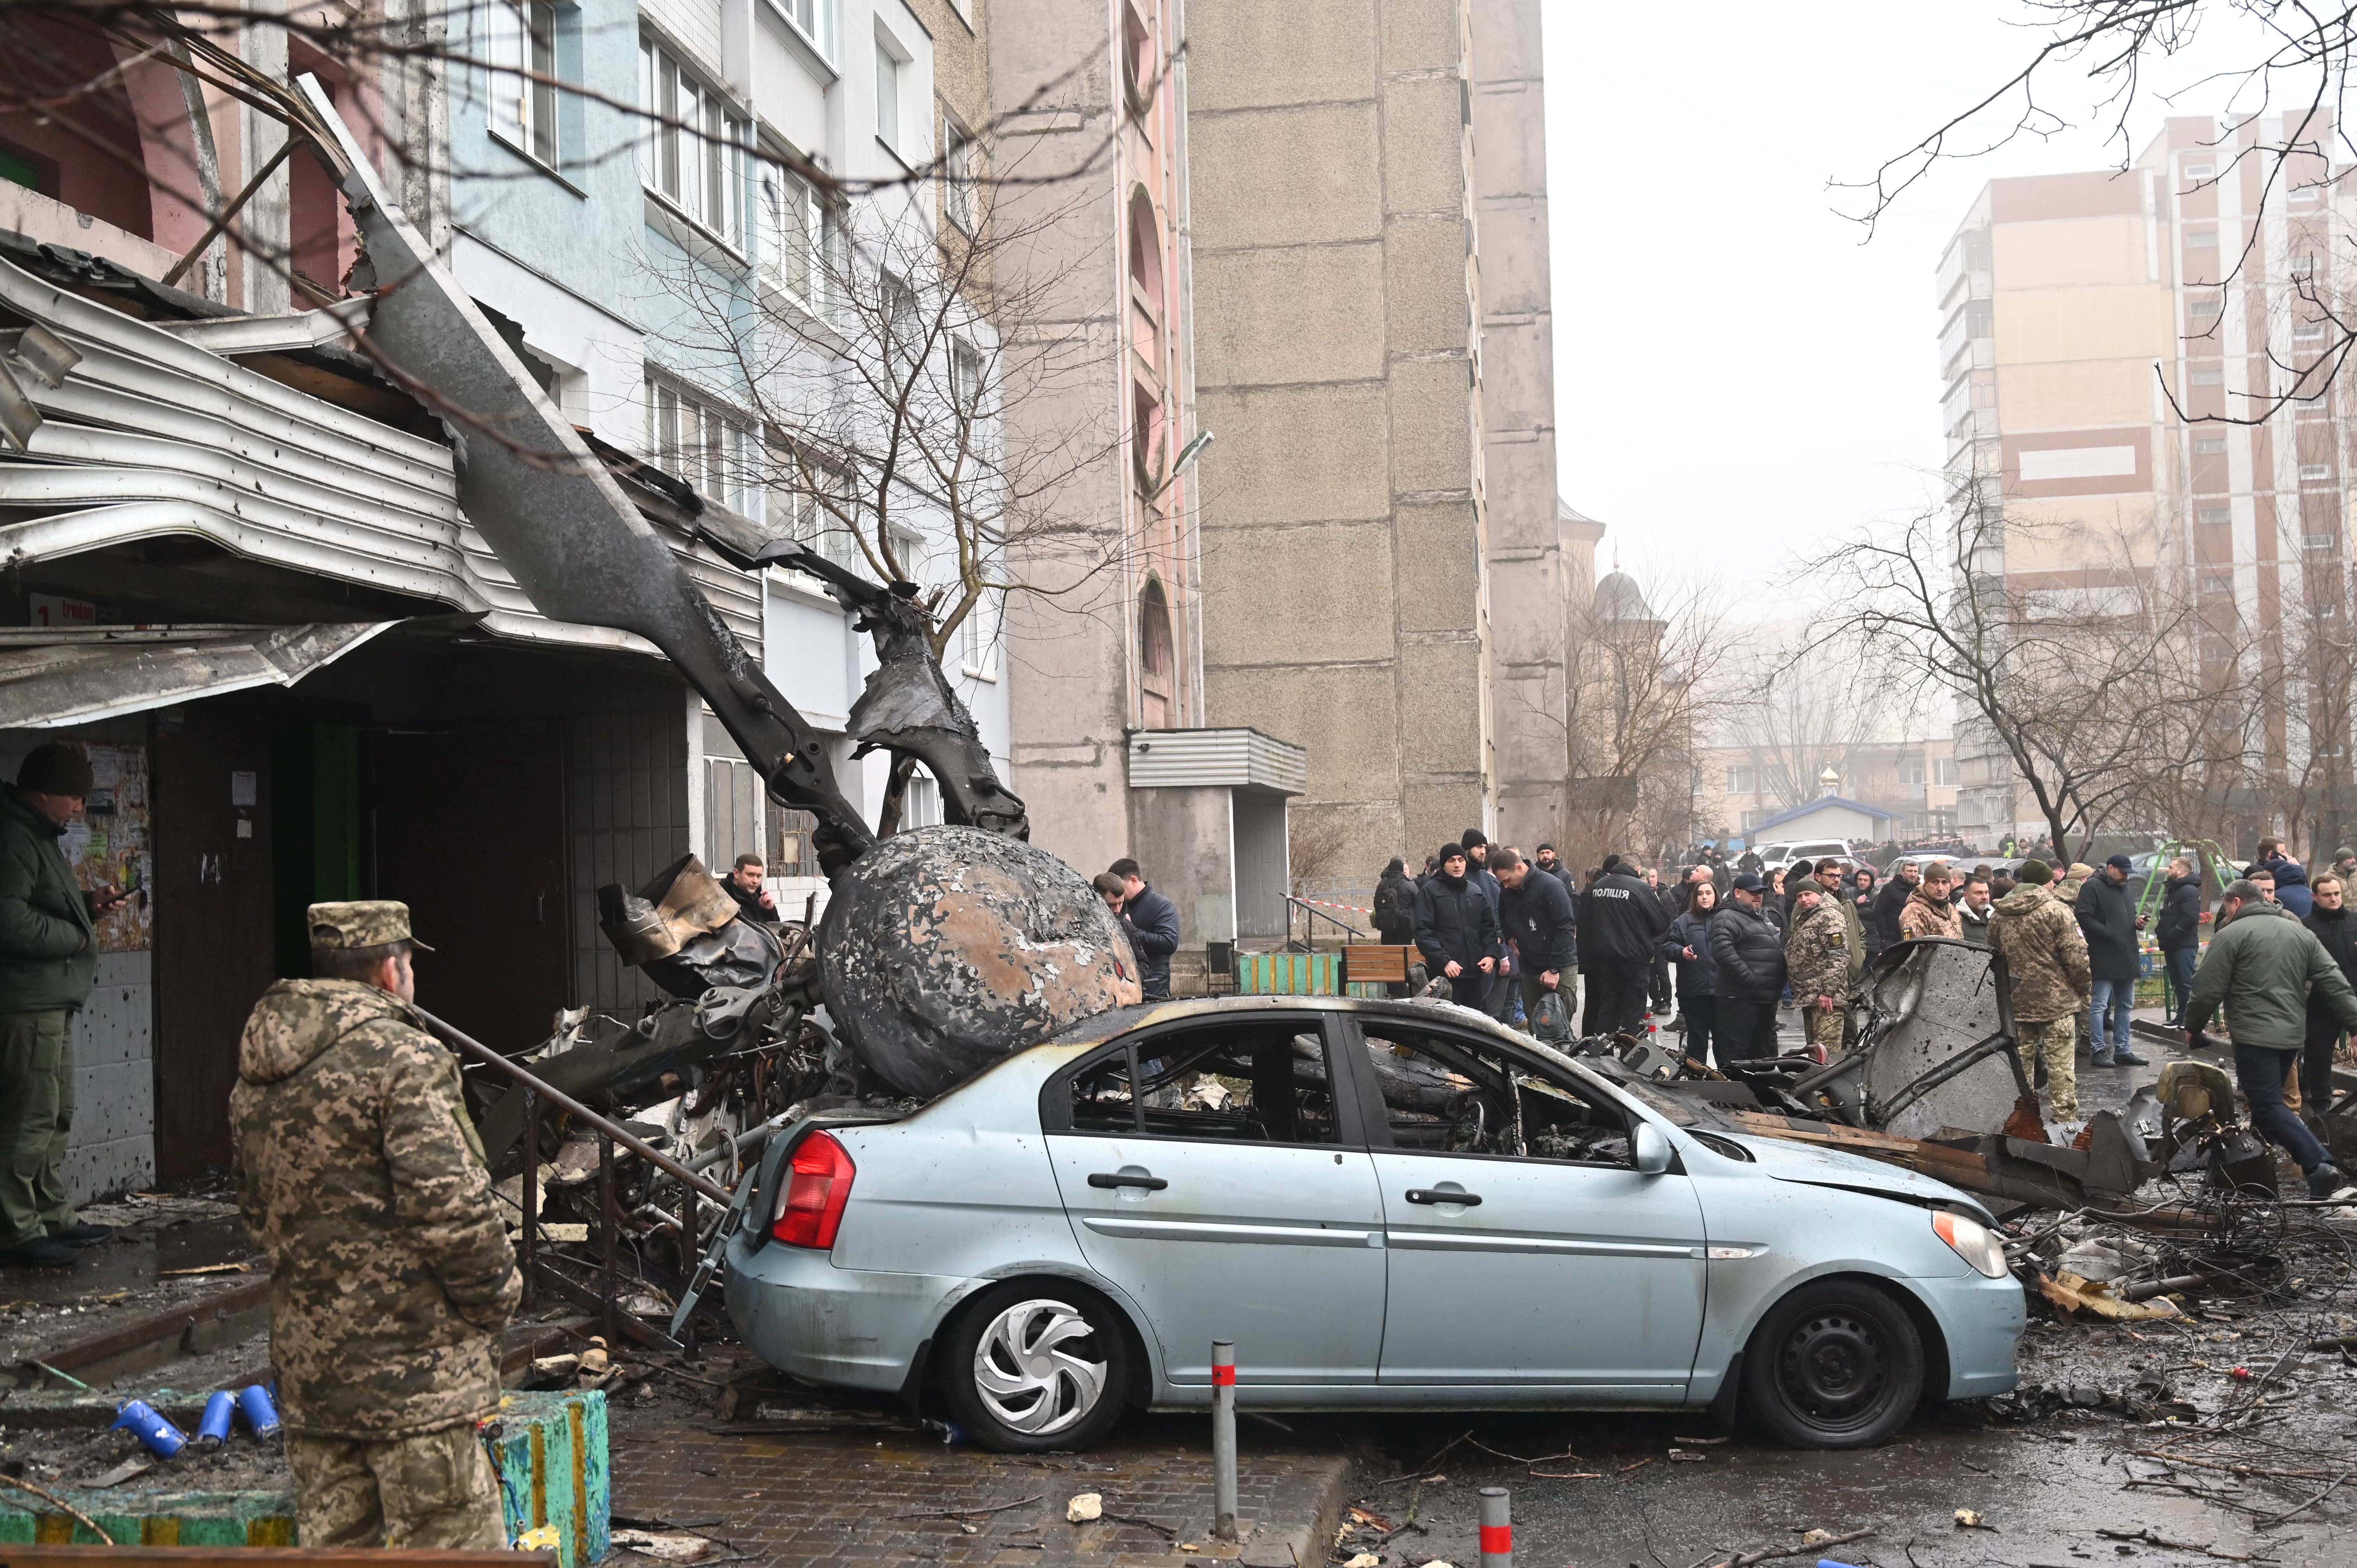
307, 900, 435, 952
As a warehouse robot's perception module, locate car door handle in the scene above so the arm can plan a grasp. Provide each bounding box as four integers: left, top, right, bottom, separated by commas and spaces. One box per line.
1405, 1188, 1482, 1206
1088, 1172, 1169, 1190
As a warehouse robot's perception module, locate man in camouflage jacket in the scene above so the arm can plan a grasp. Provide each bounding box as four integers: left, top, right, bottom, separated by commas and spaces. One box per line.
1989, 860, 2094, 1123
230, 901, 519, 1549
1785, 883, 1851, 1058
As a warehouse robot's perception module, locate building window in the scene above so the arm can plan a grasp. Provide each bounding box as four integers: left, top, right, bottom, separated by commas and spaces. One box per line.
959, 586, 999, 679
2186, 227, 2219, 247
705, 756, 760, 872
770, 440, 859, 568
950, 337, 986, 416
640, 37, 747, 248
2202, 574, 2234, 592
2292, 252, 2321, 275
645, 374, 754, 516
2184, 162, 2215, 180
2302, 462, 2332, 480
1132, 383, 1164, 491
942, 114, 974, 232
1122, 2, 1157, 115
1725, 766, 1755, 794
903, 768, 941, 830
2306, 533, 2340, 552
1128, 185, 1162, 300
2198, 506, 2232, 524
2293, 318, 2328, 340
485, 0, 560, 166
2191, 367, 2225, 386
774, 0, 826, 53
1934, 757, 1958, 787
875, 26, 906, 154
2190, 295, 2223, 318
758, 159, 835, 312
2194, 435, 2228, 454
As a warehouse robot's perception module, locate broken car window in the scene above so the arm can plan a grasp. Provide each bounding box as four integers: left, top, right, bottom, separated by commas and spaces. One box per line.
1069, 1045, 1140, 1133
1131, 1024, 1340, 1146
1359, 1027, 1631, 1166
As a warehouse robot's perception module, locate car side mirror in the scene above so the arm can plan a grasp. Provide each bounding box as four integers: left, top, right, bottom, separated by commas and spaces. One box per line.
1633, 1121, 1673, 1176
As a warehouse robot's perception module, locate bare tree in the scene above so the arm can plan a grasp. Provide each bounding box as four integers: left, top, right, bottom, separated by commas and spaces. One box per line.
1515, 579, 1733, 872
1799, 489, 2237, 864
1719, 631, 1912, 814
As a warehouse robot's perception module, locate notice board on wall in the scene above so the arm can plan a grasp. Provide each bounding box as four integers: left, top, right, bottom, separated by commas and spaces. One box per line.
58, 741, 152, 953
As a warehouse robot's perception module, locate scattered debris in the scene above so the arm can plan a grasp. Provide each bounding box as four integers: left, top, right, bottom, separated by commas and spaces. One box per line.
83, 1459, 151, 1489
1065, 1493, 1103, 1523
1952, 1509, 1992, 1530
611, 1528, 721, 1561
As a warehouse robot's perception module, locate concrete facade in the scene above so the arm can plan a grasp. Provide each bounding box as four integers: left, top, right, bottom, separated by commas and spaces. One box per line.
994, 0, 1201, 879
1186, 0, 1560, 884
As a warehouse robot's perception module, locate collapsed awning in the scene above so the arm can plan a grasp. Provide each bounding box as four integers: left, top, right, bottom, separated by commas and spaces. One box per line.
0, 622, 398, 728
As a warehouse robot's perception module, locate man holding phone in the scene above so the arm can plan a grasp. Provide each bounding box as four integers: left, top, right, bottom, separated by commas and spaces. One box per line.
0, 743, 131, 1268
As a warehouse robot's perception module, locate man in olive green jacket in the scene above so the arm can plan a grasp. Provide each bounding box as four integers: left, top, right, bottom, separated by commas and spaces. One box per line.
0, 743, 129, 1269
2184, 880, 2357, 1202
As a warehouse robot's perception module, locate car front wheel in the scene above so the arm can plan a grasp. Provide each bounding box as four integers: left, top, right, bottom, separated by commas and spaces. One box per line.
941, 1280, 1132, 1451
1741, 1279, 1924, 1448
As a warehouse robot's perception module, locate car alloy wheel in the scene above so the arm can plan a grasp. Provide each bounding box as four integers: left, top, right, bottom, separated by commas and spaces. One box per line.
973, 1297, 1106, 1436
1742, 1279, 1924, 1449
939, 1280, 1135, 1451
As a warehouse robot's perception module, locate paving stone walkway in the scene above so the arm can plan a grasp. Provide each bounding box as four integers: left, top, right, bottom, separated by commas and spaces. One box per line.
609, 1405, 1354, 1568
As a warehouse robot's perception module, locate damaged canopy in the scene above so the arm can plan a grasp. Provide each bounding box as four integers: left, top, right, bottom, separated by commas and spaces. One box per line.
0, 622, 396, 727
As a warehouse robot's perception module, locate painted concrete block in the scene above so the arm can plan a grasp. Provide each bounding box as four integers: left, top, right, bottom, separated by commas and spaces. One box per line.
487, 1388, 610, 1568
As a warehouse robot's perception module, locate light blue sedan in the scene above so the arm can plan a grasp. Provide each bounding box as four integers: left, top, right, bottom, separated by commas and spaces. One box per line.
726, 996, 2023, 1451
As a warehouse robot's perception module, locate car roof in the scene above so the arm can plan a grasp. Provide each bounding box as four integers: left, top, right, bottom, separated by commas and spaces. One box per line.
1041, 991, 1541, 1050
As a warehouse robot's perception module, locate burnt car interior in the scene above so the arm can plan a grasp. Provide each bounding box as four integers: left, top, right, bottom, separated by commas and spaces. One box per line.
1359, 1027, 1633, 1166
1064, 1024, 1342, 1144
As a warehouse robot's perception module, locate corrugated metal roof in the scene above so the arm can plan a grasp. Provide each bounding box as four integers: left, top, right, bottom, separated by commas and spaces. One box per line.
0, 251, 762, 659
1128, 727, 1307, 794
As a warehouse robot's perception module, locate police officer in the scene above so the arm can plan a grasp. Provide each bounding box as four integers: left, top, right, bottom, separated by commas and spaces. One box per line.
230, 902, 519, 1547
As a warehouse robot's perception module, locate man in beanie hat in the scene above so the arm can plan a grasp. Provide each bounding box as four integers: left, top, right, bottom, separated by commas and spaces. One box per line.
1414, 845, 1500, 1011
230, 901, 518, 1547
0, 742, 131, 1268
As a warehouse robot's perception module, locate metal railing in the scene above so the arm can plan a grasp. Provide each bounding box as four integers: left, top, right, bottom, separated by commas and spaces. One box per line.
412, 1005, 732, 1355
1282, 895, 1367, 953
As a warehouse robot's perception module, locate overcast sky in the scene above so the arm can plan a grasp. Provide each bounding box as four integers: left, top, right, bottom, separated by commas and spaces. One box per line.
1540, 2, 2281, 609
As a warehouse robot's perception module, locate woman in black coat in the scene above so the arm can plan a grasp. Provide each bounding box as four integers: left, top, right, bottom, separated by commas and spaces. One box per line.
1663, 879, 1722, 1062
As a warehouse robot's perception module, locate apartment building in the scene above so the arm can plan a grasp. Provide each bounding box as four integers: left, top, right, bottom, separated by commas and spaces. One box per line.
1939, 113, 2357, 853
1184, 0, 1562, 883
1694, 739, 1959, 845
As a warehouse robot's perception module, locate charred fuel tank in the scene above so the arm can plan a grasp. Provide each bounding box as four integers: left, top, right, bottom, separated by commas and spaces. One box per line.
818, 824, 1142, 1098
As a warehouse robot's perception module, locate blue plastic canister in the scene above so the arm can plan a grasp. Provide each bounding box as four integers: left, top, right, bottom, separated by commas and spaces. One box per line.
192, 1390, 236, 1448
112, 1399, 187, 1457
237, 1383, 281, 1437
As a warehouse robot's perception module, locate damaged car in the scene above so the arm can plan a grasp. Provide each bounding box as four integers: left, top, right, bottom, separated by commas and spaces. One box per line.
724, 995, 2025, 1453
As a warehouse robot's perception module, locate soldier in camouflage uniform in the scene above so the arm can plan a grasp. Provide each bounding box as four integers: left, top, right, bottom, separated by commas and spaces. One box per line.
1785, 883, 1850, 1058
1988, 860, 2094, 1123
230, 902, 519, 1549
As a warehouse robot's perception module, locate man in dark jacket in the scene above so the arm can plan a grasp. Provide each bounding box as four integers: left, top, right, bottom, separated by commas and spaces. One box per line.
1461, 830, 1512, 1018
1870, 860, 1920, 952
1709, 873, 1786, 1061
1577, 853, 1670, 1038
2274, 860, 2316, 918
1416, 844, 1500, 1012
1373, 858, 1418, 945
2075, 854, 2150, 1067
2185, 881, 2357, 1201
1850, 867, 1883, 961
2303, 872, 2357, 1118
722, 852, 781, 927
2154, 857, 2203, 1026
1496, 849, 1574, 1039
1534, 844, 1576, 897
1110, 858, 1180, 1001
0, 744, 129, 1269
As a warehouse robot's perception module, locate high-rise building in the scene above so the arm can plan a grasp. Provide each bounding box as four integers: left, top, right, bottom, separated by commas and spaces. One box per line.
1940, 113, 2356, 851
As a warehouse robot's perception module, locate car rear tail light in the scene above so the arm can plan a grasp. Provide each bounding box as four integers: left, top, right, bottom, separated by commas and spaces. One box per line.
772, 1130, 855, 1249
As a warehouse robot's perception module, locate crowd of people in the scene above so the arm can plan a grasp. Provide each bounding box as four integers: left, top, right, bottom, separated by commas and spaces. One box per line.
1367, 832, 2357, 1205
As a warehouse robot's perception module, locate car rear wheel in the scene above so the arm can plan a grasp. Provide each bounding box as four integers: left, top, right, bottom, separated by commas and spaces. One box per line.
1741, 1279, 1924, 1448
941, 1280, 1131, 1452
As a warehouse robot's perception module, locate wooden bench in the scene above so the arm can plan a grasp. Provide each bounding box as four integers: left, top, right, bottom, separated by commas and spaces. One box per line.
1342, 944, 1412, 986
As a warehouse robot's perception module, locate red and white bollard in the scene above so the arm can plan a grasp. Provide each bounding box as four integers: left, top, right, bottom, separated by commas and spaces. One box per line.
1478, 1486, 1512, 1568
1212, 1341, 1237, 1542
